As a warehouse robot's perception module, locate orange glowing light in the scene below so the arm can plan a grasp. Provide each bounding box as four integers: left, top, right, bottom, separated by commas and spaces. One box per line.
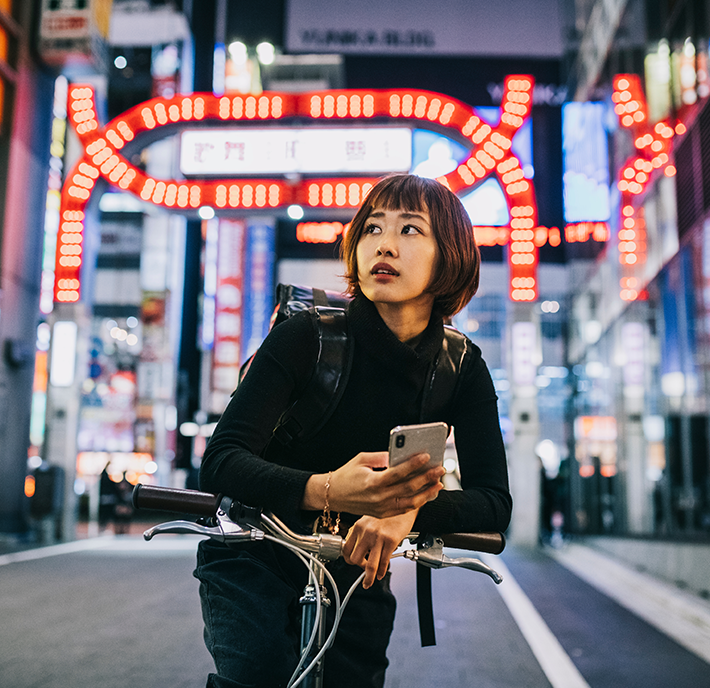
24, 475, 36, 498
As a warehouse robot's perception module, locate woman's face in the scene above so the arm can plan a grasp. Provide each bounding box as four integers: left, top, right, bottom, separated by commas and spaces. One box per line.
356, 206, 439, 311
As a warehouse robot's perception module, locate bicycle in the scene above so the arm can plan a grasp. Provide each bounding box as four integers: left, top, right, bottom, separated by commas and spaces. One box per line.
132, 484, 506, 688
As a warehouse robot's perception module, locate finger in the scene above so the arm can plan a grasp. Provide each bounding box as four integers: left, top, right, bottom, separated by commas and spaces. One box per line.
347, 532, 372, 569
389, 482, 443, 515
377, 541, 398, 580
363, 542, 383, 589
390, 466, 445, 500
382, 453, 432, 484
342, 532, 356, 563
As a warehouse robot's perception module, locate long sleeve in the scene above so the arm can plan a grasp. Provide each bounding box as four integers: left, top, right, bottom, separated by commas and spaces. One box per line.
199, 311, 320, 520
414, 347, 512, 535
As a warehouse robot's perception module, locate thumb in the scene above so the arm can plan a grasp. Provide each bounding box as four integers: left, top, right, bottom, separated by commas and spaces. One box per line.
355, 451, 389, 470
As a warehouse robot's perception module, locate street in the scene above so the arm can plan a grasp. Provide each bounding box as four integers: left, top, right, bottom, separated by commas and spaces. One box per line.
1, 535, 709, 688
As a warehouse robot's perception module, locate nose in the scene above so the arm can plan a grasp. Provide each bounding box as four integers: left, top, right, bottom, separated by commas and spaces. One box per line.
376, 231, 397, 257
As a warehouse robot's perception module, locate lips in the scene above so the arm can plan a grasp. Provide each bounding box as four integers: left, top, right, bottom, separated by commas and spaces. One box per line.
371, 262, 399, 276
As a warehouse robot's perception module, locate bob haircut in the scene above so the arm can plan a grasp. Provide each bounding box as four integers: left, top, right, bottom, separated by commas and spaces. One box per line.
341, 174, 480, 317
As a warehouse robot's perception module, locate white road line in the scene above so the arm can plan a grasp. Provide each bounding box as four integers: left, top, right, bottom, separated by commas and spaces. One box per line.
0, 536, 115, 566
549, 543, 710, 665
0, 534, 200, 566
482, 553, 591, 688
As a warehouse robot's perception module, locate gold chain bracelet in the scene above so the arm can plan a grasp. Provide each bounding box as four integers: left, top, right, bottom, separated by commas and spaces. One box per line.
318, 471, 341, 535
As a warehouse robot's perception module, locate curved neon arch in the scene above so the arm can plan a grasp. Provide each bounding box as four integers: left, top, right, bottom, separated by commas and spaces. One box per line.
56, 77, 545, 304
611, 74, 680, 302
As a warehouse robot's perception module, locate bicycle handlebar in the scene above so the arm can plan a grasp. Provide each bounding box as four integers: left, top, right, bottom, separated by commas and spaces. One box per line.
132, 484, 505, 555
133, 483, 221, 516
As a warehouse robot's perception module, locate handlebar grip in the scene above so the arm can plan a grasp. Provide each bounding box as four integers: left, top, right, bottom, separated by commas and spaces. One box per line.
440, 531, 505, 555
132, 484, 221, 517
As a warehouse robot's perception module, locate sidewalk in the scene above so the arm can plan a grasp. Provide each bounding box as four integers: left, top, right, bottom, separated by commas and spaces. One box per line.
547, 542, 710, 665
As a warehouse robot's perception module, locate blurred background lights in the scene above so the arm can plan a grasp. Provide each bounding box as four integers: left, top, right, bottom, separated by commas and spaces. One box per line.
287, 204, 305, 220
227, 41, 248, 64
126, 316, 138, 328
165, 405, 178, 432
179, 421, 199, 437
661, 371, 685, 397
584, 320, 602, 343
586, 361, 605, 378
198, 206, 215, 220
443, 457, 457, 473
541, 300, 560, 313
36, 322, 51, 351
535, 439, 561, 478
114, 55, 127, 69
256, 42, 275, 65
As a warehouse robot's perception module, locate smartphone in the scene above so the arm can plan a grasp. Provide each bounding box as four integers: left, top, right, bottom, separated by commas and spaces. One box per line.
388, 422, 448, 469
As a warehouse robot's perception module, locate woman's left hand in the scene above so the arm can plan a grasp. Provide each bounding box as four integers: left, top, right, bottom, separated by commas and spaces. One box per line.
342, 510, 419, 589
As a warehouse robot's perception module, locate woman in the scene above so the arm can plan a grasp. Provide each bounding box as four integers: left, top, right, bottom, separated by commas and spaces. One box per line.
196, 174, 511, 688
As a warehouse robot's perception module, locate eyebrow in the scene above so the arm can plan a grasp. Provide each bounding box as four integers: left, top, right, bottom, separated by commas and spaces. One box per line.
367, 210, 428, 221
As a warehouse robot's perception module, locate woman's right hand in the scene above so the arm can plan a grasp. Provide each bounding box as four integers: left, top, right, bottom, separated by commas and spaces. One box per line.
302, 451, 444, 519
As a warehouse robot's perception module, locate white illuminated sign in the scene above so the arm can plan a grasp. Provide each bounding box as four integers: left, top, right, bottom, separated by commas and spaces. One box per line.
50, 321, 78, 387
511, 321, 537, 387
179, 127, 412, 176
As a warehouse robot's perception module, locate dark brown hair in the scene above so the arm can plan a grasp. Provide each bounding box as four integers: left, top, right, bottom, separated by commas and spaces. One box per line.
341, 175, 480, 317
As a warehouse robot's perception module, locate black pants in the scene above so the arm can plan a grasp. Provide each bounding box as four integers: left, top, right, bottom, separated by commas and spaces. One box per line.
194, 539, 397, 688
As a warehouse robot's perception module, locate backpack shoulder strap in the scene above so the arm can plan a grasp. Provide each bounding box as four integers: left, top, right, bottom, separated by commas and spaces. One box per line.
416, 324, 469, 648
272, 307, 352, 447
419, 325, 469, 422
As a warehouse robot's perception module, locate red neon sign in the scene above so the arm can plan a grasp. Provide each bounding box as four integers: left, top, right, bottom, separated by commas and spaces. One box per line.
613, 74, 682, 301
57, 78, 544, 303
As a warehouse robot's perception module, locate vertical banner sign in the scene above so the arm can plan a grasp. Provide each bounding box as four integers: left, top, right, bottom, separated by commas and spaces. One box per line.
212, 219, 246, 403
511, 321, 537, 387
622, 322, 645, 391
242, 219, 276, 362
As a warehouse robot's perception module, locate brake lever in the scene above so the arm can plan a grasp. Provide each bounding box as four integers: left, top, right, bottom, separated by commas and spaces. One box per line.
143, 505, 265, 544
403, 535, 503, 584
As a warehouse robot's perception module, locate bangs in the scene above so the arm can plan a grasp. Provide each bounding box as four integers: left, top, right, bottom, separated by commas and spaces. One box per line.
363, 175, 428, 213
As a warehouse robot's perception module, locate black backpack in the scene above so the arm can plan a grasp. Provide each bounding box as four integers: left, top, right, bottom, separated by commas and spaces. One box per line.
243, 283, 470, 447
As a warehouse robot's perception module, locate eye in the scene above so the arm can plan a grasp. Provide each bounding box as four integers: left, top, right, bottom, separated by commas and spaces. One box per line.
364, 223, 381, 234
401, 224, 420, 235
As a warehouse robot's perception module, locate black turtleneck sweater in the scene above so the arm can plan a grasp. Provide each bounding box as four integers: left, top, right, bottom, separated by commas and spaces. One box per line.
200, 295, 511, 535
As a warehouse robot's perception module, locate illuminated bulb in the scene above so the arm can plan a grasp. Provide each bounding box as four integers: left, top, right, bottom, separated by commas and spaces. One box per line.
228, 41, 248, 64
256, 42, 275, 65
287, 204, 304, 220
114, 55, 127, 69
198, 206, 215, 220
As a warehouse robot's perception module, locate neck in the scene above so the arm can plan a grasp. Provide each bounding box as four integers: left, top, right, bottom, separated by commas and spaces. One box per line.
373, 299, 435, 344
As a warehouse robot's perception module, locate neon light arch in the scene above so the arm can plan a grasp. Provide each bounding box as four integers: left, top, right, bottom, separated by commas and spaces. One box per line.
57, 77, 549, 304
611, 74, 681, 302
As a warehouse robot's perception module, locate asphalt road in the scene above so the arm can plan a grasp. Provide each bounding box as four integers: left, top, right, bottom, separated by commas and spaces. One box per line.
1, 535, 708, 688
